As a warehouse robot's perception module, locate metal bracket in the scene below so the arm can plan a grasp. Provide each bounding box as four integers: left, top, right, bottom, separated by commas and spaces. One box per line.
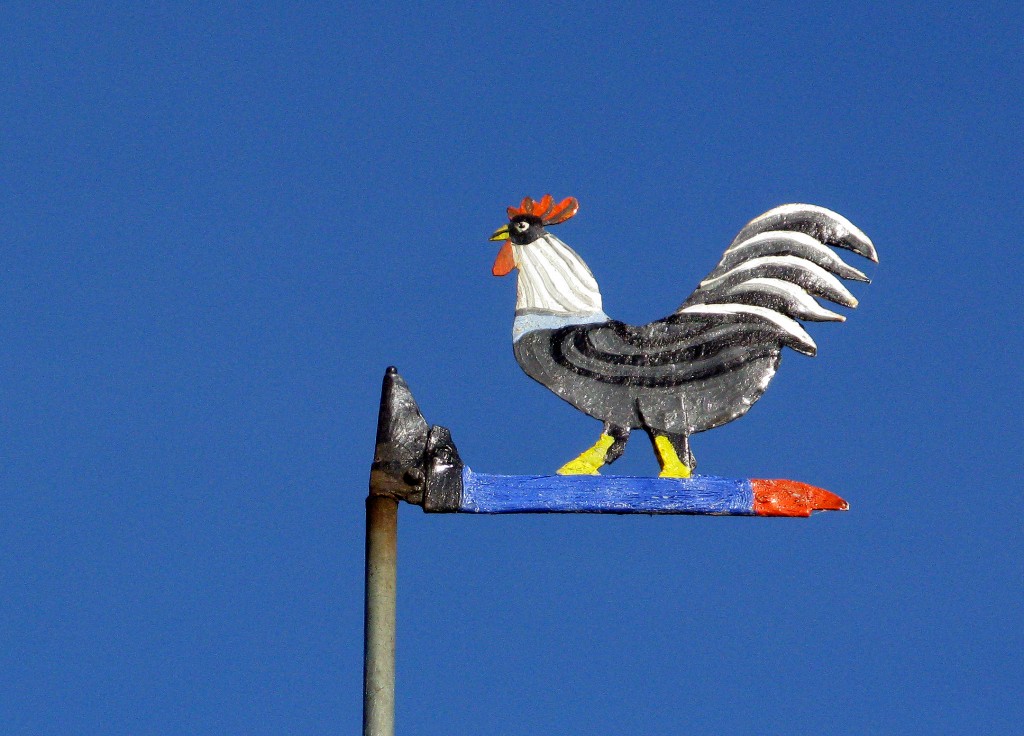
370, 367, 463, 512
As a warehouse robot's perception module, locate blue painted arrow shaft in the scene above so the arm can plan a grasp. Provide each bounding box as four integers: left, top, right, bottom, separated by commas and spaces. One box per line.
459, 468, 755, 515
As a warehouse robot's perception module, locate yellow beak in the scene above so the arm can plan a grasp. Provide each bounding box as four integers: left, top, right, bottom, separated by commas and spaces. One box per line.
489, 225, 509, 241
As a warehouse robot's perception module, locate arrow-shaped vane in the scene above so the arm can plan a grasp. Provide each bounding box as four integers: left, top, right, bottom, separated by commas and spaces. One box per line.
370, 367, 848, 518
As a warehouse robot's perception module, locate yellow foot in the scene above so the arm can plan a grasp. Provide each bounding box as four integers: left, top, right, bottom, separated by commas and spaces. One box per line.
557, 457, 602, 475
556, 433, 615, 476
654, 436, 692, 478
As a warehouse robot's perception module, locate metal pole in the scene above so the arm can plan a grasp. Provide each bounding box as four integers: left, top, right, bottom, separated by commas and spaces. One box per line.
363, 494, 398, 736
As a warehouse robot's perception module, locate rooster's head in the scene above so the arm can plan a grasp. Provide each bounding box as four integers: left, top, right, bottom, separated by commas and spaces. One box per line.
489, 195, 579, 276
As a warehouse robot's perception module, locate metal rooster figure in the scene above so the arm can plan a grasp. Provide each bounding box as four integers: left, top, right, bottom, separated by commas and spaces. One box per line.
489, 194, 877, 478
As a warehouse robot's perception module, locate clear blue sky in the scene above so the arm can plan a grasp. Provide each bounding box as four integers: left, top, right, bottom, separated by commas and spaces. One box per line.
3, 3, 1022, 734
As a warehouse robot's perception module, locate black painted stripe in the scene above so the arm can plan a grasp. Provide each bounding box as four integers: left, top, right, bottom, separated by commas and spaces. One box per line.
549, 322, 779, 387
569, 325, 772, 368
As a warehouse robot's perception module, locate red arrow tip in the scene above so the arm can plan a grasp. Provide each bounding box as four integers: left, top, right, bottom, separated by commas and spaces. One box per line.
751, 479, 849, 517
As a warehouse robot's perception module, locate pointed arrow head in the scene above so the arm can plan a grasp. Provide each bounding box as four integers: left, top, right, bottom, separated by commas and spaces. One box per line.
751, 479, 849, 517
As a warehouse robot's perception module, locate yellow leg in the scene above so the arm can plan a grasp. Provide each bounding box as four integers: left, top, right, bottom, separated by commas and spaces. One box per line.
653, 436, 692, 478
557, 433, 616, 475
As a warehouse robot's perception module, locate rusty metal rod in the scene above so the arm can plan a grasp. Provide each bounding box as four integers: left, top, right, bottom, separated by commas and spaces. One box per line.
363, 495, 398, 736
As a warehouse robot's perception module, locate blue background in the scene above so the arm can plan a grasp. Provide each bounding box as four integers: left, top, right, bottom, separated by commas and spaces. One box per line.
3, 3, 1022, 733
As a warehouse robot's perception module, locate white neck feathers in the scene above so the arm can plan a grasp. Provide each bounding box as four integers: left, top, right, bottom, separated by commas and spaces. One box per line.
513, 234, 603, 315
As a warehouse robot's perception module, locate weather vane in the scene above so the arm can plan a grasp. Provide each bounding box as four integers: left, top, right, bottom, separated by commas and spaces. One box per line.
363, 196, 877, 735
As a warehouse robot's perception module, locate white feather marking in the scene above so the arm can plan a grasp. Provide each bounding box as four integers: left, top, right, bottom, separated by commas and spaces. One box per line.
699, 255, 858, 306
678, 302, 817, 353
750, 203, 860, 234
724, 231, 841, 264
744, 203, 875, 254
728, 278, 846, 321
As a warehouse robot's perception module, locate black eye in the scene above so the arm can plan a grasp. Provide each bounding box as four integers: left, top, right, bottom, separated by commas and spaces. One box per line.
514, 221, 530, 232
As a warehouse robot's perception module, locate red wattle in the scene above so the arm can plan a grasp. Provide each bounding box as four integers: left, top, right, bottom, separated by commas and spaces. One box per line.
492, 240, 515, 276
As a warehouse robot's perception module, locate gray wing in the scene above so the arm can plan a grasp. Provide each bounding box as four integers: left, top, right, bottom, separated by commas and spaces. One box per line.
678, 203, 877, 355
533, 315, 789, 432
547, 315, 790, 388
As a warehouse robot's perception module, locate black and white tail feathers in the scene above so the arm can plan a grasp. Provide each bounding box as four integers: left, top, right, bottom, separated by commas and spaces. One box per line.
678, 204, 877, 356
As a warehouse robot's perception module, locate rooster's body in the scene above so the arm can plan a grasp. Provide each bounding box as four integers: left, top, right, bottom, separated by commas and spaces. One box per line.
490, 196, 877, 477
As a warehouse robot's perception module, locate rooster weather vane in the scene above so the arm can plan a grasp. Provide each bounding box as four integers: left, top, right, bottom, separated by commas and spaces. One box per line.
364, 194, 877, 734
489, 194, 877, 479
370, 195, 876, 519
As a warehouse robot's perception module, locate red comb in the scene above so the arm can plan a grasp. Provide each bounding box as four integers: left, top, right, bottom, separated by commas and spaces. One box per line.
507, 195, 579, 226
